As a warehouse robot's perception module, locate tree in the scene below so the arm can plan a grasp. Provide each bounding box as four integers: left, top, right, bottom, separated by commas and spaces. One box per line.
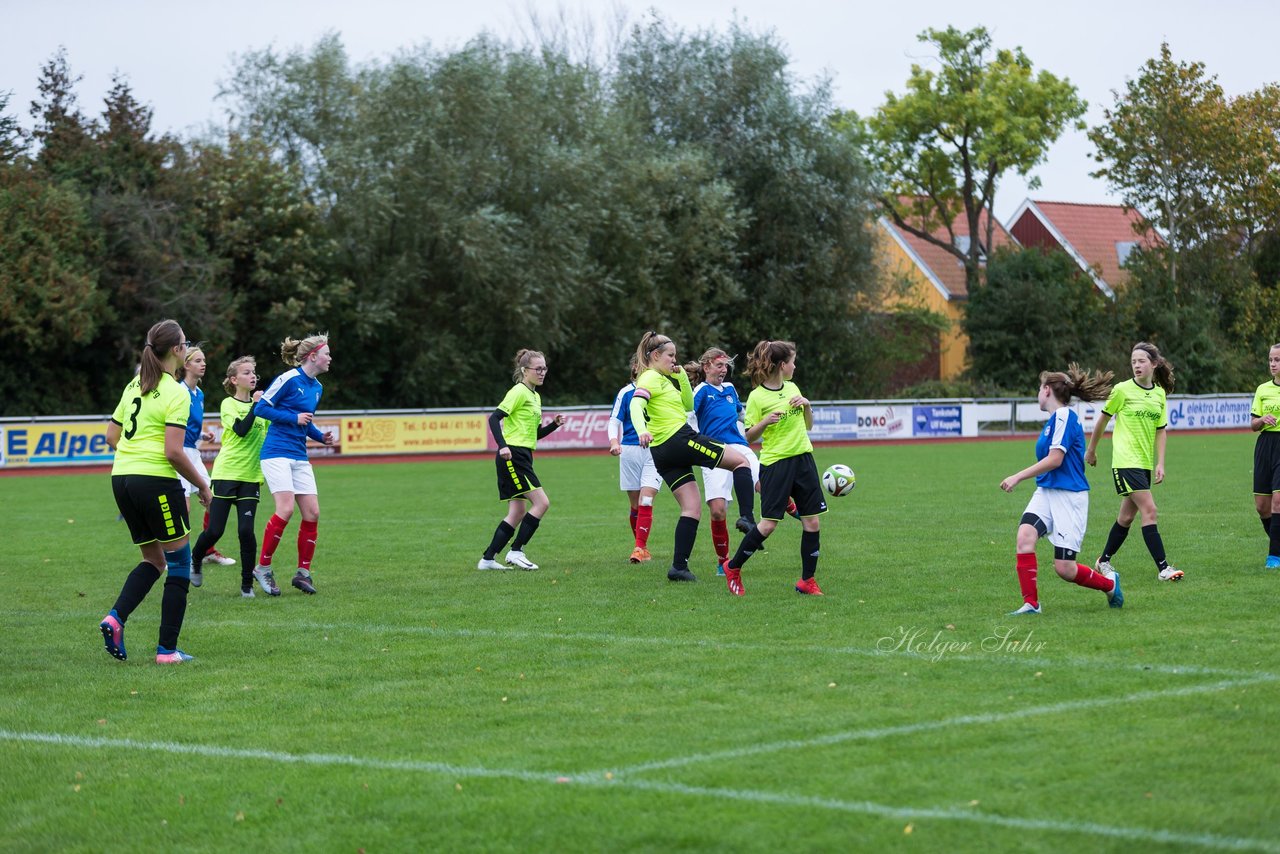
614, 16, 879, 396
1088, 44, 1234, 281
866, 26, 1086, 292
188, 133, 349, 384
963, 248, 1115, 390
28, 47, 95, 182
0, 91, 25, 163
0, 164, 104, 413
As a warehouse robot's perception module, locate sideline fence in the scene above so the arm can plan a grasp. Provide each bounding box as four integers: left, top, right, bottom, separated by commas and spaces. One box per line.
0, 395, 1253, 469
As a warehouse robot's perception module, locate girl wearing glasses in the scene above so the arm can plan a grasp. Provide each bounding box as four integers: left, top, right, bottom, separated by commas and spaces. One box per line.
477, 349, 564, 571
99, 319, 212, 664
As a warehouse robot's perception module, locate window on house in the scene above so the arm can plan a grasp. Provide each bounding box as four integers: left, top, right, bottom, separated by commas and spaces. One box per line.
954, 235, 985, 258
1116, 241, 1139, 266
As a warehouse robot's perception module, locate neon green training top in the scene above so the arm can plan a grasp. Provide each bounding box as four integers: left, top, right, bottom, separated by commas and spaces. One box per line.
110, 372, 190, 477
1103, 378, 1167, 469
744, 380, 813, 466
1252, 379, 1280, 433
211, 396, 268, 483
498, 382, 542, 449
630, 368, 694, 446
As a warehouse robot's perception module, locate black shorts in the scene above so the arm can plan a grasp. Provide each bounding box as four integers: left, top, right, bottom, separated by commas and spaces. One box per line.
1111, 468, 1151, 496
112, 474, 190, 546
760, 452, 827, 520
211, 479, 261, 502
496, 446, 541, 501
1253, 432, 1280, 495
649, 425, 726, 491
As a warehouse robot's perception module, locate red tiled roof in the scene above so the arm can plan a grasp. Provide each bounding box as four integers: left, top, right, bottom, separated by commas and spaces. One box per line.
879, 204, 1018, 300
1009, 200, 1163, 292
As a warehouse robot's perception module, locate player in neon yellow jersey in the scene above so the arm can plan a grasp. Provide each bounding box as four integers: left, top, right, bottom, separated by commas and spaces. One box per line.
721, 340, 828, 597
1084, 341, 1182, 582
477, 349, 565, 571
99, 319, 213, 665
628, 331, 757, 583
192, 356, 268, 595
1249, 343, 1280, 569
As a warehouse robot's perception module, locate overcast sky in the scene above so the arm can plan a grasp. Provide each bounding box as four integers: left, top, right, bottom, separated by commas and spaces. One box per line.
2, 0, 1275, 220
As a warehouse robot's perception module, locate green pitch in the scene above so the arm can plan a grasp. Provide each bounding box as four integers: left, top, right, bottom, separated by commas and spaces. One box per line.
2, 433, 1277, 851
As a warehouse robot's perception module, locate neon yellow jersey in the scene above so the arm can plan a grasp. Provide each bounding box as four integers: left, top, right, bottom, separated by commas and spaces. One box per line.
1103, 378, 1167, 469
211, 396, 268, 483
632, 368, 694, 446
498, 382, 541, 449
110, 373, 190, 477
744, 381, 813, 465
1252, 380, 1280, 433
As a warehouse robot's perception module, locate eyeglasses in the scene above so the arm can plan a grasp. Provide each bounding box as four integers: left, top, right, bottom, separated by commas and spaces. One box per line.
530, 367, 549, 373
183, 340, 195, 349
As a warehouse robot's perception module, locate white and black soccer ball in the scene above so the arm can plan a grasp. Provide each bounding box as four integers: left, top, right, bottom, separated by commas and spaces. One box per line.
822, 463, 856, 497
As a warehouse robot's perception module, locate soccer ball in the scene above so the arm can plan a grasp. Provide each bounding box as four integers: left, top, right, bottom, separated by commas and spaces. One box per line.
822, 464, 856, 497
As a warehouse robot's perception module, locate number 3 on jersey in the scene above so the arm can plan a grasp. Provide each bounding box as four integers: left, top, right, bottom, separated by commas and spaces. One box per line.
123, 397, 142, 439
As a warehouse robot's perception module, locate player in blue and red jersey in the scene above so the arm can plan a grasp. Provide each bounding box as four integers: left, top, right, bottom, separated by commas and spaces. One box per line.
252, 333, 334, 596
1000, 365, 1120, 615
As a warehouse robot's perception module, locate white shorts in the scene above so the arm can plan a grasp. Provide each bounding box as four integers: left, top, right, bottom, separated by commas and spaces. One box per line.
179, 446, 210, 496
619, 444, 661, 492
1023, 487, 1088, 553
261, 457, 318, 496
699, 444, 760, 504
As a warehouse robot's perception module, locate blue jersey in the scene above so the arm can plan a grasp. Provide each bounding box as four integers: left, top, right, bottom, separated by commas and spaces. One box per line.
1035, 407, 1088, 492
610, 383, 640, 446
692, 382, 747, 445
257, 368, 325, 461
183, 384, 205, 448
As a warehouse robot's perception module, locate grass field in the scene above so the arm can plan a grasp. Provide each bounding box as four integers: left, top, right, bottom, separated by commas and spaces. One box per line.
2, 432, 1278, 852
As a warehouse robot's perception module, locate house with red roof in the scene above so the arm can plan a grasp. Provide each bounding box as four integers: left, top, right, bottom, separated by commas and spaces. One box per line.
876, 205, 1018, 381
1006, 200, 1164, 298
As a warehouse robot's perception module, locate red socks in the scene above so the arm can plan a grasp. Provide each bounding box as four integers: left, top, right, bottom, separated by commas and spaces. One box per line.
1074, 563, 1114, 592
259, 514, 288, 567
1015, 552, 1038, 607
635, 505, 653, 548
711, 519, 730, 561
298, 520, 318, 571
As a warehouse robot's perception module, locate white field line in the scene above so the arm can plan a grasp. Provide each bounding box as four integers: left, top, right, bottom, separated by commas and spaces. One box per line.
209, 618, 1275, 681
599, 675, 1278, 777
2, 727, 1276, 853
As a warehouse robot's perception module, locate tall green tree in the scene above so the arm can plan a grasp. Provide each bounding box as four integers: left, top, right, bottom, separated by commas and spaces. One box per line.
865, 26, 1086, 292
614, 16, 879, 396
0, 165, 103, 413
28, 47, 95, 183
0, 91, 25, 163
1088, 43, 1233, 281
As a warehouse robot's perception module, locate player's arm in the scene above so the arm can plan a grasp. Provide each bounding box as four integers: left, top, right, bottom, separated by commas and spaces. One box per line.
1154, 427, 1167, 483
629, 390, 651, 448
166, 424, 213, 506
1000, 448, 1065, 492
488, 409, 508, 457
674, 367, 694, 411
537, 417, 562, 439
106, 420, 122, 450
1083, 412, 1111, 467
253, 394, 294, 425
